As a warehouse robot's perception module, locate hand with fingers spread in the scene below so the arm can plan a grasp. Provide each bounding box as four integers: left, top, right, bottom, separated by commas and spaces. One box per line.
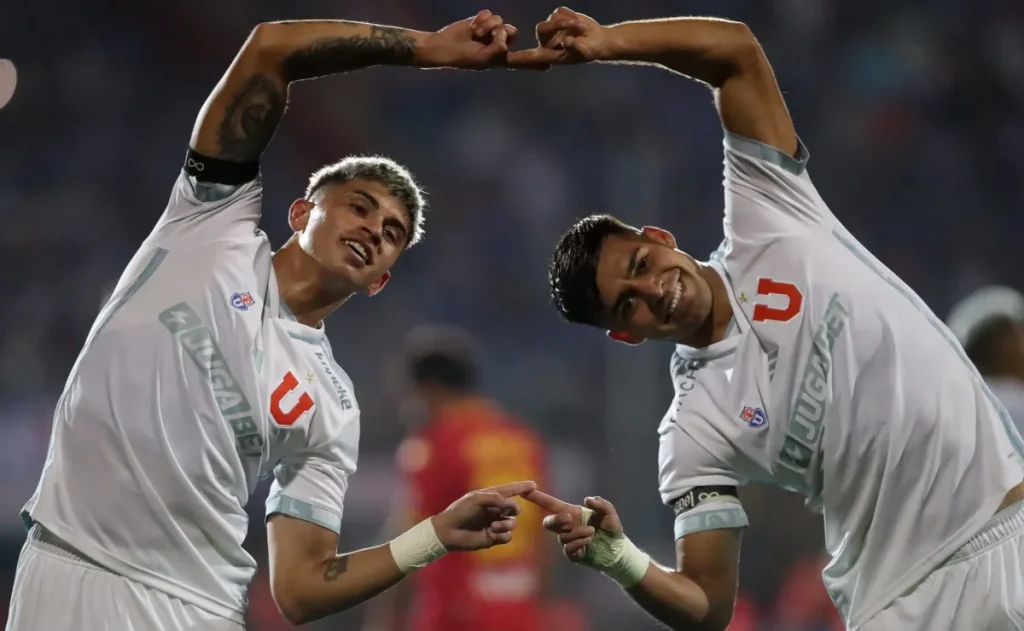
420, 10, 518, 70
507, 7, 612, 70
524, 490, 650, 588
430, 481, 537, 551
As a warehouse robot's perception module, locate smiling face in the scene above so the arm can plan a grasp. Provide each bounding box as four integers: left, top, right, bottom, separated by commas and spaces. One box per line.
290, 178, 412, 295
593, 227, 715, 343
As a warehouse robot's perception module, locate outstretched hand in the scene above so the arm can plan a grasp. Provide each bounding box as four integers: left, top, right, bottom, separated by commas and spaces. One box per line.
507, 7, 610, 70
421, 10, 518, 70
523, 490, 623, 561
431, 481, 537, 551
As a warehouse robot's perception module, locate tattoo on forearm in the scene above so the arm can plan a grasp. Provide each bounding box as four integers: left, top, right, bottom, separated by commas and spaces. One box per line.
216, 74, 286, 162
323, 557, 350, 581
282, 25, 417, 83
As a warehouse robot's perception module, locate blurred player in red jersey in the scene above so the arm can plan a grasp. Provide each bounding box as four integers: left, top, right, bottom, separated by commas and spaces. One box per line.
364, 326, 553, 631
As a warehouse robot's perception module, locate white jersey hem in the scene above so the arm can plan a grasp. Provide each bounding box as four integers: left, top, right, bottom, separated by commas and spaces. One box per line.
33, 518, 246, 624
849, 490, 1008, 629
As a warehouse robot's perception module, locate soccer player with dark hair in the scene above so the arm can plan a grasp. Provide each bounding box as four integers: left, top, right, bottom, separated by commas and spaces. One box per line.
508, 8, 1024, 631
364, 325, 551, 631
9, 11, 537, 629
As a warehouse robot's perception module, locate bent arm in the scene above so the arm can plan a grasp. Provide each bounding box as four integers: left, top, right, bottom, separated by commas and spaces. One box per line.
623, 528, 742, 631
602, 18, 797, 156
191, 20, 430, 163
267, 514, 412, 625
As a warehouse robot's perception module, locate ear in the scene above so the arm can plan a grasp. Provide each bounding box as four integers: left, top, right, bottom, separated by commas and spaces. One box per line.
288, 199, 315, 232
607, 330, 646, 346
367, 271, 391, 297
641, 225, 677, 249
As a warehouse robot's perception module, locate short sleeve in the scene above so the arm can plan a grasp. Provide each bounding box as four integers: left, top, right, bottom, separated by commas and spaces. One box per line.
146, 170, 263, 246
723, 132, 837, 240
265, 406, 360, 535
658, 407, 750, 540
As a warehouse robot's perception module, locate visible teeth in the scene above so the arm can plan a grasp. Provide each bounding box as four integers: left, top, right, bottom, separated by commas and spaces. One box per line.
346, 241, 369, 262
667, 280, 682, 318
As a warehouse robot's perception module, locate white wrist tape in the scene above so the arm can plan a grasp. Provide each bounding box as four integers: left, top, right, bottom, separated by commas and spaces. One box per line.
389, 518, 447, 575
578, 506, 651, 588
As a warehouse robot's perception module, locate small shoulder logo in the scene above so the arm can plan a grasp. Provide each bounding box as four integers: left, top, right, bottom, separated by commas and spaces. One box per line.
739, 405, 767, 428
230, 292, 256, 311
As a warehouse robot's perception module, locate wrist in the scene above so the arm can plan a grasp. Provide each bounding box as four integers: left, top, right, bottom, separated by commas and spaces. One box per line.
412, 31, 451, 68
600, 24, 630, 61
389, 518, 447, 574
602, 534, 650, 588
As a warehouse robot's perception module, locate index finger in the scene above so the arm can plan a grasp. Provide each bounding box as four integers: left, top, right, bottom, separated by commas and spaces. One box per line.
485, 480, 537, 498
522, 489, 573, 514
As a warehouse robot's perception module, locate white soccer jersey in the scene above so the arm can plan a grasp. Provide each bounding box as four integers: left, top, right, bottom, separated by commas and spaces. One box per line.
21, 171, 360, 623
658, 133, 1024, 629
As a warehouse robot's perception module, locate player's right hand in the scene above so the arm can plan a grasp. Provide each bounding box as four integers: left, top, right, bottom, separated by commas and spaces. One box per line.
507, 7, 610, 70
524, 490, 623, 561
419, 10, 518, 70
430, 481, 536, 551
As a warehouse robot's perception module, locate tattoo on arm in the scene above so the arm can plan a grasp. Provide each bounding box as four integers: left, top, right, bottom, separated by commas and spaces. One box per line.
282, 25, 417, 83
215, 74, 286, 162
323, 556, 350, 581
206, 23, 416, 163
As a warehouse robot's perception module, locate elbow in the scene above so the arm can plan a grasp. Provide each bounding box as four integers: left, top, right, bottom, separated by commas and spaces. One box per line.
272, 576, 318, 626
729, 23, 769, 74
710, 22, 767, 87
240, 23, 287, 71
273, 590, 311, 626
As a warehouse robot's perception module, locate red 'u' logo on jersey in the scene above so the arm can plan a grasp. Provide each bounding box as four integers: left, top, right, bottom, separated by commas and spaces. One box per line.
270, 371, 314, 426
752, 278, 803, 323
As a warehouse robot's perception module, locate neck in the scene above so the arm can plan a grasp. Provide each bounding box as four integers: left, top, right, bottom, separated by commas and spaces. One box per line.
272, 237, 354, 328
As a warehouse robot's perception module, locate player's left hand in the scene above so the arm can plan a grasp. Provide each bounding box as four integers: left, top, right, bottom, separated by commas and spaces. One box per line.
524, 490, 623, 561
430, 481, 536, 551
419, 10, 518, 70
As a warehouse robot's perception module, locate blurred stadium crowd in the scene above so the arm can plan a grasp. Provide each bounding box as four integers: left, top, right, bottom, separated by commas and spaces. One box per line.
0, 0, 1022, 629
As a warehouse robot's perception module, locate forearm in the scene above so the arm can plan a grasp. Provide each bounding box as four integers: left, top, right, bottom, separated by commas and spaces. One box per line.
625, 561, 724, 631
278, 543, 406, 625
601, 18, 760, 88
190, 20, 429, 162
253, 20, 437, 83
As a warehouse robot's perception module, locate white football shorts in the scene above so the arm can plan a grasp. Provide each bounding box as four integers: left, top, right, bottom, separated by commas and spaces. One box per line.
6, 525, 244, 631
858, 500, 1024, 631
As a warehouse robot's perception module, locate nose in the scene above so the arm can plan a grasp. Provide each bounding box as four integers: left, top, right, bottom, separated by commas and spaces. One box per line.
634, 274, 665, 301
359, 222, 383, 250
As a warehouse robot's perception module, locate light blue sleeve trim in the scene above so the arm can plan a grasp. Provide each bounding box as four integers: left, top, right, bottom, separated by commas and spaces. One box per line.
725, 132, 809, 176
266, 494, 342, 534
673, 504, 749, 540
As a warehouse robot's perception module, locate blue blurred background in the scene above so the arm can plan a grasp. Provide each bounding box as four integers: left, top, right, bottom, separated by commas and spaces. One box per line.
1, 0, 1022, 629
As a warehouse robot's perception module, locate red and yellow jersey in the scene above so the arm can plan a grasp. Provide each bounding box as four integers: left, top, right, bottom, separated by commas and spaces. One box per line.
396, 398, 548, 631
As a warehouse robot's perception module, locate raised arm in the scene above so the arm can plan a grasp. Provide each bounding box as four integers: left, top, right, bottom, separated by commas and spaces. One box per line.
508, 8, 796, 157
525, 491, 741, 631
191, 11, 517, 163
267, 481, 535, 625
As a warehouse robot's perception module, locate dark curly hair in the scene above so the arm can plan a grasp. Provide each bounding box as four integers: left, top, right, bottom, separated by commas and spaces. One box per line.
549, 214, 639, 325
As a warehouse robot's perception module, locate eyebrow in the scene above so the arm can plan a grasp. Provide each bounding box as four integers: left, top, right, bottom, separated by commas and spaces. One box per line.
352, 189, 380, 209
354, 189, 410, 241
610, 247, 640, 318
